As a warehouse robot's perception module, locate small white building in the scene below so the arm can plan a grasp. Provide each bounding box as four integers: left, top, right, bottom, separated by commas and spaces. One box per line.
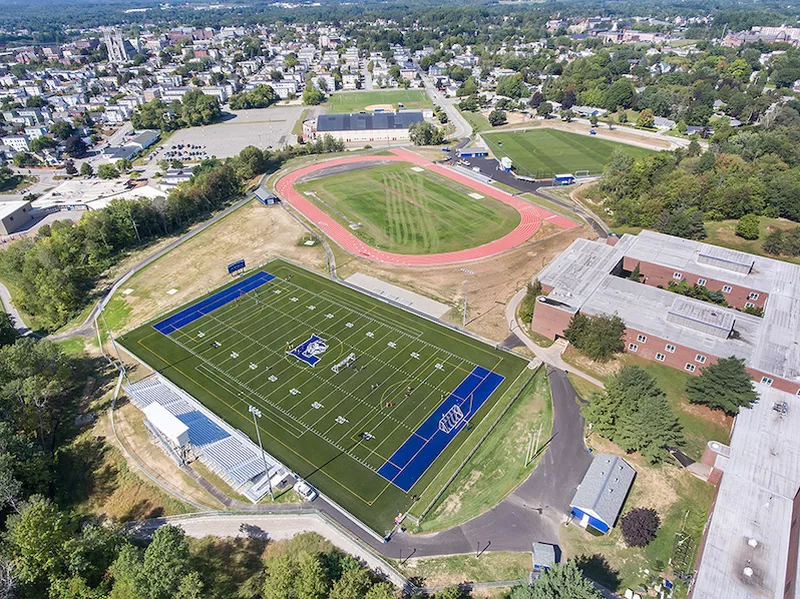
342, 73, 359, 90
143, 403, 190, 449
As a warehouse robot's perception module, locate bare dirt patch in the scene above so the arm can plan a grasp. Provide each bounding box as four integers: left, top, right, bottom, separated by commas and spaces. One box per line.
334, 223, 591, 343
94, 401, 221, 517
364, 104, 395, 112
117, 201, 326, 330
431, 469, 483, 520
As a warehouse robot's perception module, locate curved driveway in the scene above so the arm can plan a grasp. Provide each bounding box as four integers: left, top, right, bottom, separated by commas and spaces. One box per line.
274, 148, 577, 267
353, 368, 591, 557
135, 367, 591, 559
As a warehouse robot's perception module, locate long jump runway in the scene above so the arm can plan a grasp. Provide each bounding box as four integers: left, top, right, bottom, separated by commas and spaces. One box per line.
274, 148, 578, 267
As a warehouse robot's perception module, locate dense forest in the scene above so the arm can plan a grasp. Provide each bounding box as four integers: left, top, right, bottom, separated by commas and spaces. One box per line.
597, 103, 800, 242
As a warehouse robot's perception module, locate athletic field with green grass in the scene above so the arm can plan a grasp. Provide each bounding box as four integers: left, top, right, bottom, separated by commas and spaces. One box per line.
119, 260, 528, 534
325, 90, 432, 114
294, 161, 521, 255
482, 129, 655, 179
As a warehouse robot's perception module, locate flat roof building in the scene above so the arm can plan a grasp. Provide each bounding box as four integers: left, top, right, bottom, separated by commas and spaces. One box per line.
0, 200, 34, 236
304, 111, 424, 144
694, 384, 800, 598
532, 230, 800, 395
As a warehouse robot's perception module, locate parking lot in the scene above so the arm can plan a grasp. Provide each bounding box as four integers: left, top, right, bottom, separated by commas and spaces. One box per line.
158, 105, 305, 160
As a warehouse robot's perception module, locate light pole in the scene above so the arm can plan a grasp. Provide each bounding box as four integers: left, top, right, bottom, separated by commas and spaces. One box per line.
99, 306, 129, 384
461, 268, 474, 328
249, 405, 274, 500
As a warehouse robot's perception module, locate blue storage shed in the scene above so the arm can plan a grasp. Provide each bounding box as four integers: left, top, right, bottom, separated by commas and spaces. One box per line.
570, 454, 635, 534
255, 187, 280, 205
554, 173, 575, 185
457, 147, 489, 159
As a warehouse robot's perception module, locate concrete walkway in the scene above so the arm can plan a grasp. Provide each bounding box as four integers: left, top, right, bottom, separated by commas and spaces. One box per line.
506, 287, 605, 389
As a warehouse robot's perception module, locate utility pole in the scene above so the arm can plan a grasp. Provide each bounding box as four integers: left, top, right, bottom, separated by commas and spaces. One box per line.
461, 268, 474, 327
249, 405, 274, 500
99, 307, 129, 384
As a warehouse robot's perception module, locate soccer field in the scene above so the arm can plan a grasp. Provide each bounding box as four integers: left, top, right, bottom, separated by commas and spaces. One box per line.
119, 260, 528, 533
294, 161, 520, 254
326, 90, 432, 113
482, 128, 655, 178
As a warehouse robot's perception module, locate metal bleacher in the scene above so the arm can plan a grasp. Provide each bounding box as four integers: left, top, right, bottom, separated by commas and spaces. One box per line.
124, 375, 282, 502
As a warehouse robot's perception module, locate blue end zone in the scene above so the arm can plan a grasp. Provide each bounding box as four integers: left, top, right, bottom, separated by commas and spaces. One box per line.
153, 271, 275, 334
377, 366, 505, 492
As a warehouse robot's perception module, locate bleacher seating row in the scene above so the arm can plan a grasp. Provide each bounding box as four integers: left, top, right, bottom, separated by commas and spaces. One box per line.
124, 375, 281, 502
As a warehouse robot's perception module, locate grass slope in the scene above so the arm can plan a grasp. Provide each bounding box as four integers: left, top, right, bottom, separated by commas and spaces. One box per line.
119, 260, 527, 534
416, 368, 552, 532
482, 129, 655, 179
325, 90, 432, 113
295, 162, 521, 255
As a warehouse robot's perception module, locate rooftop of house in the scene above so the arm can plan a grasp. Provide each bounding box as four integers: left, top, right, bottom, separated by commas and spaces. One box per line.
570, 453, 636, 527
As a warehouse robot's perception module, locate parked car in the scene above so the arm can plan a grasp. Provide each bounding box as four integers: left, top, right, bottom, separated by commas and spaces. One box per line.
294, 479, 318, 501
589, 129, 597, 135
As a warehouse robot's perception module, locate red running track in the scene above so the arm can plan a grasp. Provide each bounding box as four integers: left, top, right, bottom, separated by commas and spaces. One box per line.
274, 148, 578, 267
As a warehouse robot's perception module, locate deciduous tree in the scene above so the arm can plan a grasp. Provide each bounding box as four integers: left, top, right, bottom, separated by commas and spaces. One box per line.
735, 213, 760, 240
620, 508, 660, 547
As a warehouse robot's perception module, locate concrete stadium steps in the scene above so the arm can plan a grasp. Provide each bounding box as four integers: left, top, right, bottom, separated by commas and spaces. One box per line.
124, 376, 280, 501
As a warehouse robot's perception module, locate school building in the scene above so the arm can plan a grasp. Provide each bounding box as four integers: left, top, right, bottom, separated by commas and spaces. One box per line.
532, 230, 800, 395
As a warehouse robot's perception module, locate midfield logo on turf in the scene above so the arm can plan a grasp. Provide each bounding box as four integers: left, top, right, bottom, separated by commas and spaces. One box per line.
288, 334, 328, 367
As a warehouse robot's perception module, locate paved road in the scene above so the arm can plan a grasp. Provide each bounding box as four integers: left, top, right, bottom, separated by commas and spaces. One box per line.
133, 366, 592, 560
0, 280, 30, 336
463, 156, 609, 239
131, 513, 407, 587
362, 61, 374, 91
422, 74, 471, 141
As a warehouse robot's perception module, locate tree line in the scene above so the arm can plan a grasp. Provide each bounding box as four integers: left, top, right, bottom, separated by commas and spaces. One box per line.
0, 138, 344, 332
598, 103, 800, 240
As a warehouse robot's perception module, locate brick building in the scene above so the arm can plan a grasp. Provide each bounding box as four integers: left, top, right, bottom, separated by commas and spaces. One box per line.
532, 230, 800, 395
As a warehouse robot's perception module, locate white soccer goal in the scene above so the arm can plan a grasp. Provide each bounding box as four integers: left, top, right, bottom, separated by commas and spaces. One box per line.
331, 352, 356, 374
439, 405, 465, 434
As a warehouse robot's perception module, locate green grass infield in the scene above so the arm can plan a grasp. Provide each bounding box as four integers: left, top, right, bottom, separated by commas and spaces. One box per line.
119, 260, 528, 534
294, 161, 520, 255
